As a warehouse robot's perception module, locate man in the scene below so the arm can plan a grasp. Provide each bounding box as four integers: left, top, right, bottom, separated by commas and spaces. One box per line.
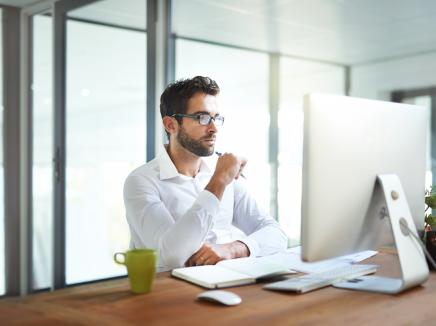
123, 76, 288, 271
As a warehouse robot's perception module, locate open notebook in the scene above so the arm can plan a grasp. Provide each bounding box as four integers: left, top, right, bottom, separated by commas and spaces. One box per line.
171, 257, 295, 289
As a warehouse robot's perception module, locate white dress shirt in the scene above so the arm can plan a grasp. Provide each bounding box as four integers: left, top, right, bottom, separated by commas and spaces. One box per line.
123, 146, 288, 271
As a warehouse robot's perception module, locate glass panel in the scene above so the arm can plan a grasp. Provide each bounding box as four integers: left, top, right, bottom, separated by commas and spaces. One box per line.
32, 14, 53, 291
278, 57, 345, 244
175, 39, 271, 212
65, 3, 146, 284
0, 8, 4, 296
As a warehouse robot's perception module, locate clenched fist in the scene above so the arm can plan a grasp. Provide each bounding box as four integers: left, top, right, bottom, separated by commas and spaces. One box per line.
205, 153, 247, 200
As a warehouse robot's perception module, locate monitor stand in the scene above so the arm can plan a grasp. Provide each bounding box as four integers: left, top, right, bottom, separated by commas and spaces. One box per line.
333, 174, 429, 294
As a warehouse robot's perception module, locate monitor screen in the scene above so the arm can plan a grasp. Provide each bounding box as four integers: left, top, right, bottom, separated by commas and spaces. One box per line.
301, 93, 427, 262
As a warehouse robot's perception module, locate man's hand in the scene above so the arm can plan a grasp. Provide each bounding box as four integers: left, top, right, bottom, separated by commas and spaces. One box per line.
185, 241, 250, 267
214, 153, 247, 184
206, 153, 247, 200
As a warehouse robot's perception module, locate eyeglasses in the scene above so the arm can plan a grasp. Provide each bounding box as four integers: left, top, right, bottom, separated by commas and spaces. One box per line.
171, 113, 225, 126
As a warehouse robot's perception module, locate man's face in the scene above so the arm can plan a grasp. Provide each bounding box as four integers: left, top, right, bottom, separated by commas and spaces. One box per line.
176, 93, 219, 157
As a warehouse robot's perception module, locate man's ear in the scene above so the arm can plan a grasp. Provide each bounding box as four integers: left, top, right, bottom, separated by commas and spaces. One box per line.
162, 116, 178, 135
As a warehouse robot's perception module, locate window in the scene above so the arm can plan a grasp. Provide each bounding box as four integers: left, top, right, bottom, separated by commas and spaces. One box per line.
0, 8, 4, 296
32, 13, 53, 291
278, 57, 345, 243
394, 93, 433, 190
65, 18, 146, 284
175, 39, 271, 211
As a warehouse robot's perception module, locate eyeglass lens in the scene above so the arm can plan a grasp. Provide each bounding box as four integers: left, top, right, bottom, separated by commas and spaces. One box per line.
199, 114, 224, 126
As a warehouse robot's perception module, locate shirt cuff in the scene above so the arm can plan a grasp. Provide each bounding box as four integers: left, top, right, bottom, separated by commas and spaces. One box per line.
196, 190, 220, 216
237, 237, 260, 257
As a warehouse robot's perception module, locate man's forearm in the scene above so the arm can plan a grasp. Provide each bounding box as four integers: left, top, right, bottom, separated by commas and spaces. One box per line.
186, 240, 250, 266
139, 191, 219, 270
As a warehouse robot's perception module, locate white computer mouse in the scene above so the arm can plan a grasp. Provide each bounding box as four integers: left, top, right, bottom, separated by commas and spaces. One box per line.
197, 290, 242, 306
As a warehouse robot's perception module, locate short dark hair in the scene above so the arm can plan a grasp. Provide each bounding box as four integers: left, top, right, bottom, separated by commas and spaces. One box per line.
160, 76, 220, 120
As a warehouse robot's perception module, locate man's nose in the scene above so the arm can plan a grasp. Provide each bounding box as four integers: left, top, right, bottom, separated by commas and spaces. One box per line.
207, 119, 218, 133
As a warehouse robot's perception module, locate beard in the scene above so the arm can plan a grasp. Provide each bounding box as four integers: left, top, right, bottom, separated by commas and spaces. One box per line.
177, 126, 215, 157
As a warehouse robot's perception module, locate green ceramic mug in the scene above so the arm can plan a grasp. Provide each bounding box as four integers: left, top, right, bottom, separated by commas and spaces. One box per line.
114, 249, 157, 294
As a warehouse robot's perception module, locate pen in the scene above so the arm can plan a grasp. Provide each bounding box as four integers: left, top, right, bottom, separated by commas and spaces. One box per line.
215, 151, 246, 179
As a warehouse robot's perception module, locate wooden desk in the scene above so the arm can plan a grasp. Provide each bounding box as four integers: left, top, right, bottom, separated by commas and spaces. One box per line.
1, 252, 435, 325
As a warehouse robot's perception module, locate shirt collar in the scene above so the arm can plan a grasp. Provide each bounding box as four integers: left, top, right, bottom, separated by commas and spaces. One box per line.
158, 145, 212, 180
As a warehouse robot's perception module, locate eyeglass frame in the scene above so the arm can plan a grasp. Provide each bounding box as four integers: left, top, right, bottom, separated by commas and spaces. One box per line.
171, 113, 225, 126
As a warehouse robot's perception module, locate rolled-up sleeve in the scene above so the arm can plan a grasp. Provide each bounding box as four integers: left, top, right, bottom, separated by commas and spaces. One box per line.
232, 180, 288, 257
123, 174, 220, 270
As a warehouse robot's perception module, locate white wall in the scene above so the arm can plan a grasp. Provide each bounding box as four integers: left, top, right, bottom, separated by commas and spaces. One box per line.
351, 52, 436, 100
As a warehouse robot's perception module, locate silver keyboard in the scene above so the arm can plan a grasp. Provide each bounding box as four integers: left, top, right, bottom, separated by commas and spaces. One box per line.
263, 264, 378, 293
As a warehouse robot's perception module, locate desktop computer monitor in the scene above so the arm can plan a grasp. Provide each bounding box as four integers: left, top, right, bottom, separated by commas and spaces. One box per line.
301, 93, 427, 263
